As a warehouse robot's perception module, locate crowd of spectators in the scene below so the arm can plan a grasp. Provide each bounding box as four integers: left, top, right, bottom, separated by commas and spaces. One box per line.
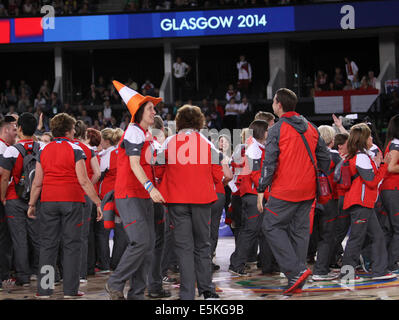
310, 57, 378, 96
0, 0, 98, 16
0, 75, 258, 133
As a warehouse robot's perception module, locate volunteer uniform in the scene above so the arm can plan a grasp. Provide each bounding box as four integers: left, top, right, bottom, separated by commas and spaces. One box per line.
380, 139, 399, 271
227, 144, 246, 242
99, 145, 128, 271
341, 151, 390, 277
147, 138, 167, 295
73, 139, 96, 280
0, 138, 13, 282
107, 123, 155, 300
210, 163, 225, 257
157, 130, 220, 300
313, 149, 342, 276
0, 140, 41, 285
37, 137, 86, 296
258, 112, 330, 282
230, 139, 275, 274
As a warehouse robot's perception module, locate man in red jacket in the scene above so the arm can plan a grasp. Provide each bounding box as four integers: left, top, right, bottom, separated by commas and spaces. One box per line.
257, 88, 330, 295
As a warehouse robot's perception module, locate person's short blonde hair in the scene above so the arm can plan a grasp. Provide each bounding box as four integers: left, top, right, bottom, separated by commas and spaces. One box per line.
101, 128, 123, 146
241, 128, 252, 144
318, 125, 336, 146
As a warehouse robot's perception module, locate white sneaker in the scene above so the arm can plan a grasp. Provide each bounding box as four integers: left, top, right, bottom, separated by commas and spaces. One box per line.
30, 274, 37, 281
312, 273, 339, 281
80, 278, 88, 284
371, 273, 397, 280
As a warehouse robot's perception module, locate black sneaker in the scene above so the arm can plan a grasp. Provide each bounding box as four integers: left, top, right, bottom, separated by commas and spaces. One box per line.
162, 276, 177, 284
329, 264, 342, 272
228, 266, 248, 276
212, 263, 220, 272
148, 289, 172, 299
202, 291, 220, 300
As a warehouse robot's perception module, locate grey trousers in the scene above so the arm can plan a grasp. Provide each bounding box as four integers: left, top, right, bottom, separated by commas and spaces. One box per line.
313, 199, 339, 275
230, 194, 264, 270
342, 205, 389, 277
168, 203, 214, 300
80, 195, 92, 279
230, 195, 242, 242
0, 202, 12, 281
148, 203, 166, 293
330, 196, 350, 265
263, 196, 313, 280
161, 209, 178, 276
108, 197, 154, 300
37, 201, 83, 296
381, 190, 399, 270
110, 221, 128, 271
6, 198, 40, 283
210, 193, 225, 256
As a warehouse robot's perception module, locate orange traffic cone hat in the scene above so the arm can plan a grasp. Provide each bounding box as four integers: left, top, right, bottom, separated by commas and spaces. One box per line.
113, 80, 162, 122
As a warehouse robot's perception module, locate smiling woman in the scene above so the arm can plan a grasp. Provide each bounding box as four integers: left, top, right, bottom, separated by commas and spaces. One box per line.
105, 80, 169, 300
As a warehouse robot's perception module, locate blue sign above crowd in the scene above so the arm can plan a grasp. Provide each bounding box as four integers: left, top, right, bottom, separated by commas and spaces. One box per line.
0, 0, 398, 44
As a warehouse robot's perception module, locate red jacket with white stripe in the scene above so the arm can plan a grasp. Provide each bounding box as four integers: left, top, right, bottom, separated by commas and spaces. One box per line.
240, 139, 266, 197
157, 130, 220, 204
343, 151, 387, 210
99, 146, 118, 200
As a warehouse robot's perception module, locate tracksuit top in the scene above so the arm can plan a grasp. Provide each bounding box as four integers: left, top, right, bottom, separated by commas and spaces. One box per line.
99, 145, 118, 200
157, 130, 220, 204
0, 139, 9, 196
327, 149, 342, 200
72, 139, 95, 181
229, 144, 246, 196
214, 164, 225, 194
0, 139, 43, 201
343, 151, 387, 210
240, 139, 265, 197
114, 123, 155, 200
39, 137, 87, 202
381, 138, 399, 191
257, 111, 331, 202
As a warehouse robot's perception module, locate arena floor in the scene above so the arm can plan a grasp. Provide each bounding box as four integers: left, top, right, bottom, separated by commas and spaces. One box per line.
1, 236, 399, 301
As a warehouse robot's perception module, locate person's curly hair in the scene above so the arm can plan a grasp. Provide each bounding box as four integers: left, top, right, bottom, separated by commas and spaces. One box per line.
175, 104, 205, 131
86, 128, 101, 147
50, 113, 76, 138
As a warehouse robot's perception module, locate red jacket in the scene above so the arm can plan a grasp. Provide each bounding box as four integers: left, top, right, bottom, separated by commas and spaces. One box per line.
240, 139, 266, 197
343, 152, 387, 210
114, 124, 155, 200
258, 112, 331, 202
157, 130, 220, 204
381, 139, 399, 191
213, 164, 225, 194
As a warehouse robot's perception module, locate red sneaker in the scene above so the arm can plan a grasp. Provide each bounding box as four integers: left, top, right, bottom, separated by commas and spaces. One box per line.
283, 269, 312, 295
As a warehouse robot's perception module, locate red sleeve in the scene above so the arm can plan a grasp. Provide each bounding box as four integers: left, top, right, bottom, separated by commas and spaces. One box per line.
212, 164, 224, 185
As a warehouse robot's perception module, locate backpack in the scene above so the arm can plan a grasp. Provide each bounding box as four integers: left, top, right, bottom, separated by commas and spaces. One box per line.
333, 158, 359, 191
14, 142, 40, 202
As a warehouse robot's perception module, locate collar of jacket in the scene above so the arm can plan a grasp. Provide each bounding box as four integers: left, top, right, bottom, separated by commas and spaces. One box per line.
280, 111, 300, 118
